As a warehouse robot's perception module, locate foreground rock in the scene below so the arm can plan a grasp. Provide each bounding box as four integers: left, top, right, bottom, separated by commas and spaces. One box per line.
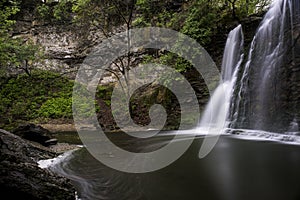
0, 129, 75, 200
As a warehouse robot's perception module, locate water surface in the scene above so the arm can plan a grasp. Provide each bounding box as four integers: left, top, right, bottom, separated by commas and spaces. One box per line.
51, 132, 300, 200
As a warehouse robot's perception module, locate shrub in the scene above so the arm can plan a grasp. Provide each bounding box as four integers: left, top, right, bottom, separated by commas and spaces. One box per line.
38, 97, 73, 118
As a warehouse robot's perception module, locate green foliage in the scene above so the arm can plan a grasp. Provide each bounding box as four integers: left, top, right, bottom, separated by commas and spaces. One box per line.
104, 100, 111, 106
180, 1, 217, 46
36, 0, 73, 23
157, 53, 191, 73
0, 38, 41, 76
96, 84, 113, 108
0, 0, 19, 74
0, 0, 41, 76
0, 71, 74, 126
134, 0, 179, 28
71, 0, 136, 31
0, 70, 106, 129
221, 0, 272, 18
96, 85, 113, 99
72, 82, 101, 119
38, 97, 73, 118
132, 16, 151, 27
72, 95, 99, 119
134, 0, 271, 73
53, 0, 73, 21
134, 0, 217, 72
71, 0, 91, 14
134, 0, 271, 44
36, 3, 51, 20
0, 1, 19, 31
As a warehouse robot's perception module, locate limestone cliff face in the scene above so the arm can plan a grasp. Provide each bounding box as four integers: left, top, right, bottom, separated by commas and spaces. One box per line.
13, 19, 98, 76
13, 16, 127, 84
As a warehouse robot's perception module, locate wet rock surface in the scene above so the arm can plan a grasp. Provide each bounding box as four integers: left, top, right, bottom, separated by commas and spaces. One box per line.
0, 129, 75, 200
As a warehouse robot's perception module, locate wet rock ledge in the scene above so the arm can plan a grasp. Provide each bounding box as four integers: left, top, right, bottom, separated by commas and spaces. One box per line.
0, 129, 75, 200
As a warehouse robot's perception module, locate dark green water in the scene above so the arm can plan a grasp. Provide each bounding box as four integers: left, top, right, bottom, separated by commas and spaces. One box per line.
51, 133, 300, 200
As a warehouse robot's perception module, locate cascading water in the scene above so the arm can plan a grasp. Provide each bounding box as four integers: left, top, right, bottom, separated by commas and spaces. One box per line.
229, 0, 300, 134
197, 25, 244, 132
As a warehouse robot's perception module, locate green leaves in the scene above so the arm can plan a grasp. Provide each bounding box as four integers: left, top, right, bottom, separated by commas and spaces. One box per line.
71, 0, 133, 30
36, 3, 51, 20
0, 70, 105, 127
180, 0, 217, 46
39, 97, 73, 118
0, 71, 74, 124
36, 0, 73, 23
0, 0, 19, 32
134, 0, 179, 28
0, 0, 41, 76
53, 0, 73, 21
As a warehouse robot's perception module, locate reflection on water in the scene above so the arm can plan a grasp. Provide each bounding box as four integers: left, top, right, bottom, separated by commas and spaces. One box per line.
50, 133, 300, 200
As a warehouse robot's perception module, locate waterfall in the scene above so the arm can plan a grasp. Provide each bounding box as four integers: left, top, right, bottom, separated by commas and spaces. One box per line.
197, 25, 244, 132
230, 0, 300, 133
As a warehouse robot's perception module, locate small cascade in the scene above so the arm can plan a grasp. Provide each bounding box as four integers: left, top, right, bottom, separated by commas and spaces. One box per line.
197, 25, 244, 132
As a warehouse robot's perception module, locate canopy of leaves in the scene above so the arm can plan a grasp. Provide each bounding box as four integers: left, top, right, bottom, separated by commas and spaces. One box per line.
70, 0, 136, 33
136, 0, 271, 72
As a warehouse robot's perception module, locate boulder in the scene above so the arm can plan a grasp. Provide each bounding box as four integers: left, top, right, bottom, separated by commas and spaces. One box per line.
0, 129, 75, 200
13, 123, 57, 146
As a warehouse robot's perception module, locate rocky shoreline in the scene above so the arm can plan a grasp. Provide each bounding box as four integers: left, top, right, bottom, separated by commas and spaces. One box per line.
0, 128, 77, 199
49, 142, 82, 154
